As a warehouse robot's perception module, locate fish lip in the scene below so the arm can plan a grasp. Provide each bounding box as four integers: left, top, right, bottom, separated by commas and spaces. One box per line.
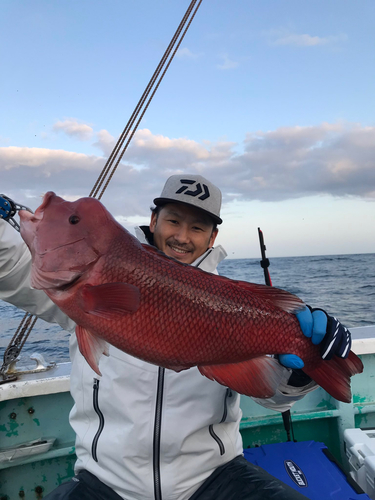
19, 192, 56, 224
33, 191, 56, 220
38, 191, 56, 213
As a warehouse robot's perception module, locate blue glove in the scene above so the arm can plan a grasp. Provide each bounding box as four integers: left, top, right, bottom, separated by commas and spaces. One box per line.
279, 306, 352, 369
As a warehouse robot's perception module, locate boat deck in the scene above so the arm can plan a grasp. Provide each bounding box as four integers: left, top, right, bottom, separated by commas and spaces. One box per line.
1, 326, 374, 498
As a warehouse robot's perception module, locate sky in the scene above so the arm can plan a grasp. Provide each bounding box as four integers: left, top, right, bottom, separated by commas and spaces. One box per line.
1, 0, 374, 258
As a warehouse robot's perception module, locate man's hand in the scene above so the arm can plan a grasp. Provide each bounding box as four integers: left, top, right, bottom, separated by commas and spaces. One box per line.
279, 306, 352, 369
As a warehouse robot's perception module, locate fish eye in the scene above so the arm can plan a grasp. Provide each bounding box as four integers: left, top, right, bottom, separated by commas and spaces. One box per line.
69, 215, 80, 225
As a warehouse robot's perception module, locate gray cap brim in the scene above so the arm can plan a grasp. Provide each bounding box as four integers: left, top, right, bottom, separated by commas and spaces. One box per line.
153, 197, 222, 224
153, 175, 223, 225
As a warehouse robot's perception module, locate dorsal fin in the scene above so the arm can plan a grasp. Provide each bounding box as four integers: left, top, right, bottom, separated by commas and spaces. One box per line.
227, 281, 305, 314
141, 244, 304, 314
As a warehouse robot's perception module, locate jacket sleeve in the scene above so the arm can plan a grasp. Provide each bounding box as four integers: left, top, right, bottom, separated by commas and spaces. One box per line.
252, 366, 318, 413
0, 220, 75, 332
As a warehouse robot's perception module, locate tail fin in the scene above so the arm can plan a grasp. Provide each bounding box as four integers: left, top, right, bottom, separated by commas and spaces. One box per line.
303, 351, 363, 403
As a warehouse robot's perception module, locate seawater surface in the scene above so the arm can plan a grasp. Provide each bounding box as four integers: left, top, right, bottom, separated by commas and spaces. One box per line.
1, 253, 374, 365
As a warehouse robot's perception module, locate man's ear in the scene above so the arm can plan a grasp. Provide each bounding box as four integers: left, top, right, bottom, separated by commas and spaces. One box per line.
149, 212, 157, 234
209, 228, 218, 248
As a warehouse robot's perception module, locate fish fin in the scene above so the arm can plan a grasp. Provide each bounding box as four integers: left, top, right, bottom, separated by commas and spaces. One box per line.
167, 365, 189, 372
142, 243, 303, 314
82, 283, 141, 319
232, 281, 305, 314
198, 356, 285, 398
75, 325, 109, 376
302, 350, 363, 403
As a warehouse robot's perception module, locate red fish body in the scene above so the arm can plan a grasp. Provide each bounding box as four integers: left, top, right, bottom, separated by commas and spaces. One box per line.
19, 192, 363, 402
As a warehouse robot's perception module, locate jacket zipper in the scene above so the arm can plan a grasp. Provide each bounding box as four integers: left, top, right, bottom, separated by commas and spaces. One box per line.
92, 378, 105, 463
151, 255, 214, 499
208, 425, 225, 455
220, 388, 232, 423
194, 248, 213, 268
153, 367, 165, 500
209, 388, 232, 456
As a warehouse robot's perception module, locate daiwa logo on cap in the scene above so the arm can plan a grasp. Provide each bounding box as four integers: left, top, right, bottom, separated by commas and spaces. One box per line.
153, 174, 223, 224
176, 179, 210, 201
284, 460, 308, 488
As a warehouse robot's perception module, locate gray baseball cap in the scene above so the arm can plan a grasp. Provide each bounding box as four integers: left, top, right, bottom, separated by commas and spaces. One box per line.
153, 174, 223, 224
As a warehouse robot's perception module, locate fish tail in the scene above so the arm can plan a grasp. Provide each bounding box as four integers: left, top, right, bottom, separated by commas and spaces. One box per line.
302, 350, 363, 403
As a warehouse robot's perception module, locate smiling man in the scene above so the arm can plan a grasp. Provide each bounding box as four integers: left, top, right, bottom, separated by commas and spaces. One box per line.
150, 203, 218, 263
149, 175, 220, 265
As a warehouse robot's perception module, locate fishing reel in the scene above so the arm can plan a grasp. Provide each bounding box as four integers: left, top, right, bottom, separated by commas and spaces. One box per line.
0, 194, 33, 232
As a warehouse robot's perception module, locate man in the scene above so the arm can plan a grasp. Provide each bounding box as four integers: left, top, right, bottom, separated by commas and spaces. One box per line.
0, 174, 350, 500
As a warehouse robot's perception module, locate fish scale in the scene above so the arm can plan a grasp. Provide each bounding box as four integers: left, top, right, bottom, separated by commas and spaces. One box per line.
19, 192, 363, 402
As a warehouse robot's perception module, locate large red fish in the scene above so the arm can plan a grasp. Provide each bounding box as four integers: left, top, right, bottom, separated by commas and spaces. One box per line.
19, 192, 363, 402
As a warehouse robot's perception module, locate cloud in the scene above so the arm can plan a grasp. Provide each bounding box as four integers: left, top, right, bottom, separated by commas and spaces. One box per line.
266, 29, 347, 47
0, 147, 105, 205
93, 129, 118, 156
176, 47, 201, 59
0, 123, 374, 224
235, 123, 375, 201
53, 118, 94, 141
217, 53, 239, 70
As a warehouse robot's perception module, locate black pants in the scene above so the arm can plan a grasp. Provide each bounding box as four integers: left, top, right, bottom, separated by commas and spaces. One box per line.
44, 456, 309, 500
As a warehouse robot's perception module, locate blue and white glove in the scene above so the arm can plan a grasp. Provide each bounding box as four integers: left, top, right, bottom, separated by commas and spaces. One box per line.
279, 306, 352, 369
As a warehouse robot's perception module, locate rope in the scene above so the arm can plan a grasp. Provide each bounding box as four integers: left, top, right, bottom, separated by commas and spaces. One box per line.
90, 0, 203, 200
0, 313, 38, 380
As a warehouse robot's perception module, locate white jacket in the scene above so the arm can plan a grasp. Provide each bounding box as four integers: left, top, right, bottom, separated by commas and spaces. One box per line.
0, 220, 316, 500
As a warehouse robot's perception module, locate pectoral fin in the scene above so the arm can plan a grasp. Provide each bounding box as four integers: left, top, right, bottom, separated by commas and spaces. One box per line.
82, 282, 141, 320
76, 324, 109, 376
198, 356, 285, 398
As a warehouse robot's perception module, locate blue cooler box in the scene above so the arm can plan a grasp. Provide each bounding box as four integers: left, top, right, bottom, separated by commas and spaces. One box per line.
243, 441, 370, 500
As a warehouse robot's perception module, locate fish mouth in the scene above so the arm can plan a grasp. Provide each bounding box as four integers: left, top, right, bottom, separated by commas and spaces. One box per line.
19, 192, 57, 249
19, 192, 55, 224
31, 268, 85, 292
56, 273, 83, 291
34, 191, 55, 217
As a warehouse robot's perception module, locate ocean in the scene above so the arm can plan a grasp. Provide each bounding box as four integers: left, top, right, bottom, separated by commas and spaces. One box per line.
1, 253, 374, 366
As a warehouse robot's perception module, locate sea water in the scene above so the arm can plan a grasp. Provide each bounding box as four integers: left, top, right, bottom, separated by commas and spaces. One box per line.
0, 253, 374, 365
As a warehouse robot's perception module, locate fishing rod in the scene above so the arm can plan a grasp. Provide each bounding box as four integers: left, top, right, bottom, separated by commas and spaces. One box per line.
258, 227, 295, 442
258, 227, 272, 287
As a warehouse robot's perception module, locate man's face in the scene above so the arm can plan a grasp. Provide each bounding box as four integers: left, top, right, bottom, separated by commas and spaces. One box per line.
149, 203, 218, 264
